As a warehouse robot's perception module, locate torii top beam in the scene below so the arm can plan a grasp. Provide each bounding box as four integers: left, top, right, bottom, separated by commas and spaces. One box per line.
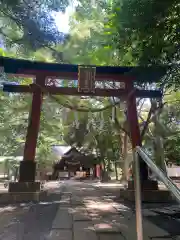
0, 57, 168, 83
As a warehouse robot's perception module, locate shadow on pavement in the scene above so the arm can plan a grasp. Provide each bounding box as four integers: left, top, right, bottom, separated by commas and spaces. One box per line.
0, 190, 63, 240
81, 182, 180, 240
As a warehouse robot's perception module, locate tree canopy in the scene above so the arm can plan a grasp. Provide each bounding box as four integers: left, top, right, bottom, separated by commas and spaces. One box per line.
0, 0, 180, 178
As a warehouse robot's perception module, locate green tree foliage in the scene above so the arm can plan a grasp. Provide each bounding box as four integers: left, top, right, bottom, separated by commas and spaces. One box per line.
0, 0, 179, 172
63, 106, 123, 173
0, 49, 64, 164
60, 0, 120, 65
142, 92, 180, 165
161, 92, 180, 164
0, 0, 69, 56
110, 0, 179, 62
109, 0, 180, 88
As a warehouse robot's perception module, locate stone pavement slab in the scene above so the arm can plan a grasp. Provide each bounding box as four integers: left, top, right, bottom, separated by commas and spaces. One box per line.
72, 206, 91, 221
73, 221, 98, 240
48, 180, 180, 240
0, 193, 60, 239
48, 229, 72, 240
71, 196, 84, 206
98, 233, 126, 240
52, 207, 72, 229
1, 179, 178, 239
94, 223, 123, 233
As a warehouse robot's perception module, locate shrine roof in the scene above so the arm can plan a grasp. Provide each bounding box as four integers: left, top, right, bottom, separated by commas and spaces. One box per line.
0, 56, 168, 83
52, 145, 71, 157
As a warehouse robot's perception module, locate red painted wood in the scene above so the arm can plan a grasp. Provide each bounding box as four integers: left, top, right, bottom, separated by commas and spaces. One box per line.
8, 71, 133, 82
23, 76, 44, 162
126, 81, 141, 148
3, 84, 162, 98
126, 81, 148, 181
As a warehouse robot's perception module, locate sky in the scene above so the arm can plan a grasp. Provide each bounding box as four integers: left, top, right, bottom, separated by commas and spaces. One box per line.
52, 3, 76, 34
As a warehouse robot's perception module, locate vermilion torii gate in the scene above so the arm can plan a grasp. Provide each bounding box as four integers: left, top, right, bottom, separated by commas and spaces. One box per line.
0, 57, 167, 188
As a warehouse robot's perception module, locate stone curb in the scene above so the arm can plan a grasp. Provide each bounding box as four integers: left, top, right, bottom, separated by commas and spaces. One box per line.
0, 190, 48, 204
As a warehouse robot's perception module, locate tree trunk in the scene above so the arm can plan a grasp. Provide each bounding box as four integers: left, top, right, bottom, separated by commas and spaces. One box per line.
14, 167, 18, 181
153, 102, 167, 175
154, 136, 167, 174
121, 133, 128, 181
101, 158, 109, 182
107, 158, 111, 177
114, 160, 118, 180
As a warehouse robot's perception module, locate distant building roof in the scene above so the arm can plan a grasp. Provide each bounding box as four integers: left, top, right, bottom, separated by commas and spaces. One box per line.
52, 145, 71, 158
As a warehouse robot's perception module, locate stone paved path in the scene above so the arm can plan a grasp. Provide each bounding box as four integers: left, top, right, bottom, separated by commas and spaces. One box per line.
49, 180, 180, 240
0, 182, 64, 240
0, 180, 179, 239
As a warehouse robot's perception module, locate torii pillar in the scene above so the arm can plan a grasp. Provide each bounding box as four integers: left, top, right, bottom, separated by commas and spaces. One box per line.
126, 80, 158, 190
9, 75, 45, 192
